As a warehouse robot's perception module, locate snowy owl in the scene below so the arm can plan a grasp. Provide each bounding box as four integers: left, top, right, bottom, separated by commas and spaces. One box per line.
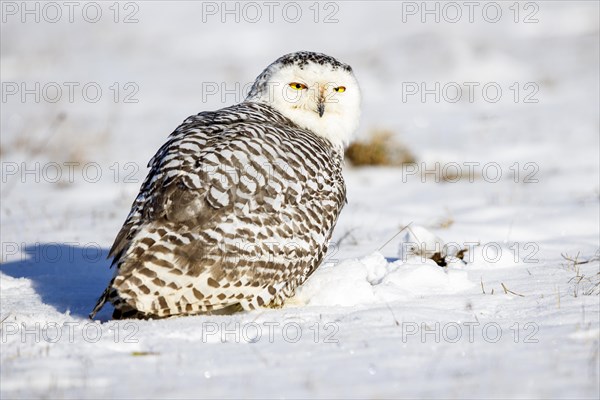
91, 51, 361, 319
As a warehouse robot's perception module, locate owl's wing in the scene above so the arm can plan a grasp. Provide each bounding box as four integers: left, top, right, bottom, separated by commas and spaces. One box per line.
107, 109, 220, 265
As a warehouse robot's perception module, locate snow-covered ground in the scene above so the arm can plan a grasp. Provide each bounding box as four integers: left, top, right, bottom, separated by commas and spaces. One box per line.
1, 1, 599, 398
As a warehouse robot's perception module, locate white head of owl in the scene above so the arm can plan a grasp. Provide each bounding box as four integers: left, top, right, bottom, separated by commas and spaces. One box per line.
246, 52, 361, 150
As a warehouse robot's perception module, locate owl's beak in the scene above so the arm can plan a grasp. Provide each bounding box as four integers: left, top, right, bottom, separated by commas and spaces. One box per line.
316, 85, 326, 117
317, 101, 325, 118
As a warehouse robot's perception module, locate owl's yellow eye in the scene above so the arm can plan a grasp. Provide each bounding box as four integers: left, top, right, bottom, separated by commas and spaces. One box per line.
289, 82, 307, 90
334, 86, 346, 93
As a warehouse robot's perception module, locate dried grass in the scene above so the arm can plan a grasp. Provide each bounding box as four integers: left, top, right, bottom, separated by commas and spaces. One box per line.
345, 130, 416, 167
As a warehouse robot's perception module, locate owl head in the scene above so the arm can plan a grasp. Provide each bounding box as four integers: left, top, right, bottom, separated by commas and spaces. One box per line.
246, 51, 361, 149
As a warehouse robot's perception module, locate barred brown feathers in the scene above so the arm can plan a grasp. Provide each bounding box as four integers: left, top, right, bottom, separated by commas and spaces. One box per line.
91, 52, 360, 319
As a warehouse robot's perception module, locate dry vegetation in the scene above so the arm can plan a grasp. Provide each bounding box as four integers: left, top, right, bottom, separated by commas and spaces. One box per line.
562, 252, 600, 297
345, 130, 416, 167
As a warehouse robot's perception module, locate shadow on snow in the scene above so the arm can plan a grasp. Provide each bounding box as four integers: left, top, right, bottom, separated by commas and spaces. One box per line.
1, 243, 114, 319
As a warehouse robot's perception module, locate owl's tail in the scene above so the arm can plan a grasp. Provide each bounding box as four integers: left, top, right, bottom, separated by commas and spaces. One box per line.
89, 281, 113, 320
89, 279, 155, 320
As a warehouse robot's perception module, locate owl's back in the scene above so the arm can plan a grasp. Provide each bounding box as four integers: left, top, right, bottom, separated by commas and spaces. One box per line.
92, 102, 346, 319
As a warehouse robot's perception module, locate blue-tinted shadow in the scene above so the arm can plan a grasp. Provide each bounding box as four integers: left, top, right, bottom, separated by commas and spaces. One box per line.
0, 243, 114, 319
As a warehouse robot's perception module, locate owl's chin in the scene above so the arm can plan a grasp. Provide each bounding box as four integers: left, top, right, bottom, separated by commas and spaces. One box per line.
275, 105, 359, 150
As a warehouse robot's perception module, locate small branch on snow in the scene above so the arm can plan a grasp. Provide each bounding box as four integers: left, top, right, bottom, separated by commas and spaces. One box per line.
0, 313, 11, 325
561, 252, 600, 266
501, 282, 525, 297
377, 221, 413, 252
336, 228, 358, 247
385, 303, 401, 327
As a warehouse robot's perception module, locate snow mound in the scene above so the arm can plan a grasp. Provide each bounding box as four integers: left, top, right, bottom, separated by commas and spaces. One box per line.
292, 253, 475, 307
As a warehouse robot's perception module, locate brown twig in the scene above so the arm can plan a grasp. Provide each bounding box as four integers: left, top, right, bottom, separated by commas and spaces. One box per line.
377, 222, 413, 252
501, 282, 525, 297
561, 252, 599, 266
336, 228, 358, 247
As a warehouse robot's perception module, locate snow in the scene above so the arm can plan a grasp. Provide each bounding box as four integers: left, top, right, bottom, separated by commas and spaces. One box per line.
294, 252, 475, 307
1, 1, 599, 399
